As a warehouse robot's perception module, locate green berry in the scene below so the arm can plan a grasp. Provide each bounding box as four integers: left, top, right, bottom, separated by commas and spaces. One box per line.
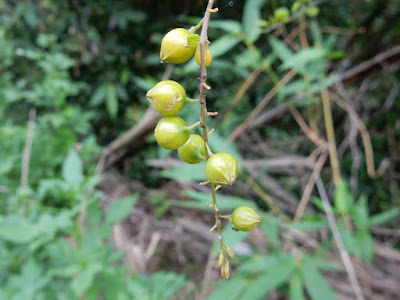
195, 43, 212, 67
154, 116, 190, 150
160, 28, 196, 64
231, 206, 262, 232
178, 134, 206, 164
274, 7, 290, 22
205, 153, 238, 186
146, 80, 186, 115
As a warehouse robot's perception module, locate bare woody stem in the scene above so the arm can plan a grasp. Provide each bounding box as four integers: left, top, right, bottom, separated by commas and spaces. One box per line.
198, 0, 228, 276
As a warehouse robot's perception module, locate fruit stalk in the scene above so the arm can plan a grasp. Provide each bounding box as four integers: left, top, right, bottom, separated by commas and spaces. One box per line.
198, 0, 229, 278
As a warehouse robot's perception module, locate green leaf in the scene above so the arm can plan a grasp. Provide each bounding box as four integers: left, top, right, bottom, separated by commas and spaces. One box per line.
280, 48, 326, 72
310, 21, 323, 47
160, 161, 206, 182
239, 255, 295, 299
301, 263, 336, 300
106, 83, 118, 118
288, 219, 329, 231
62, 148, 83, 187
355, 230, 374, 262
0, 220, 41, 243
90, 85, 106, 107
242, 0, 266, 43
289, 271, 306, 300
269, 36, 294, 62
368, 207, 400, 227
209, 33, 241, 58
352, 195, 369, 230
105, 194, 139, 225
206, 277, 246, 300
71, 263, 103, 297
334, 180, 353, 215
209, 20, 242, 33
259, 212, 281, 248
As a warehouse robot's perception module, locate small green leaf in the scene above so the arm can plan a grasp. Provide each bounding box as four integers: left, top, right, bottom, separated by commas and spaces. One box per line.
280, 48, 326, 72
239, 255, 295, 299
71, 263, 103, 297
106, 83, 118, 118
269, 36, 294, 62
209, 33, 241, 58
161, 161, 206, 182
62, 148, 83, 187
105, 194, 139, 225
368, 208, 400, 227
355, 230, 374, 262
187, 34, 200, 48
288, 219, 329, 231
334, 180, 353, 215
301, 263, 336, 300
259, 213, 281, 248
242, 0, 266, 43
289, 272, 306, 300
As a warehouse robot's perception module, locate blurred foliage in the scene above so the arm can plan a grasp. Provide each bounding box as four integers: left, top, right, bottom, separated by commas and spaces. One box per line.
1, 0, 400, 299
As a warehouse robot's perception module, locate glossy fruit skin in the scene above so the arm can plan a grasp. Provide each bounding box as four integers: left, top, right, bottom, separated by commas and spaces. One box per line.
146, 80, 186, 115
160, 28, 196, 64
195, 43, 212, 67
205, 153, 238, 186
154, 116, 189, 150
178, 134, 206, 164
231, 206, 262, 232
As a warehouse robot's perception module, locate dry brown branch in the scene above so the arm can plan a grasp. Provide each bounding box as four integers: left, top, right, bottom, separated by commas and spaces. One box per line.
329, 91, 377, 178
293, 151, 328, 222
288, 105, 327, 148
339, 44, 400, 85
221, 64, 264, 121
315, 176, 365, 300
229, 70, 297, 141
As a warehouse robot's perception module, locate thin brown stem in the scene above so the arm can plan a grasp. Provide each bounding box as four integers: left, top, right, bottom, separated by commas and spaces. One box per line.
198, 0, 229, 279
321, 88, 341, 187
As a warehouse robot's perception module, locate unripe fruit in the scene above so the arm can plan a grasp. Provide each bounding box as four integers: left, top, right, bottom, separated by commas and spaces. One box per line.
195, 43, 212, 67
178, 134, 206, 164
231, 206, 262, 232
160, 28, 196, 64
274, 7, 290, 22
205, 153, 238, 186
154, 116, 190, 150
146, 80, 186, 115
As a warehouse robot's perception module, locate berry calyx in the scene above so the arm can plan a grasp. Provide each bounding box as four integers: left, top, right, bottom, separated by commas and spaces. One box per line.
195, 43, 212, 67
160, 28, 196, 64
146, 80, 186, 115
154, 116, 190, 150
178, 134, 206, 164
231, 206, 263, 232
205, 153, 238, 186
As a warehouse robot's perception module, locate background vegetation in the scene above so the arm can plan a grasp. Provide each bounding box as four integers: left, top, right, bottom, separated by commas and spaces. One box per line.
1, 0, 399, 299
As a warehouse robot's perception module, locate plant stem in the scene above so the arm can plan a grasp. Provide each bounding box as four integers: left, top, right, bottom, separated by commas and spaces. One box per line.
198, 0, 229, 278
321, 88, 341, 186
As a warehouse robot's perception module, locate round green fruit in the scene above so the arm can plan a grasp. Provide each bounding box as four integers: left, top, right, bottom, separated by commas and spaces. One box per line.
146, 80, 186, 115
154, 116, 189, 150
231, 206, 262, 232
178, 134, 206, 164
160, 28, 196, 64
205, 153, 238, 186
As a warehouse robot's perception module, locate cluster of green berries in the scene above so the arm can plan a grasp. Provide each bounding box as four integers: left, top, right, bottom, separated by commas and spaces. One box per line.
147, 27, 262, 234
